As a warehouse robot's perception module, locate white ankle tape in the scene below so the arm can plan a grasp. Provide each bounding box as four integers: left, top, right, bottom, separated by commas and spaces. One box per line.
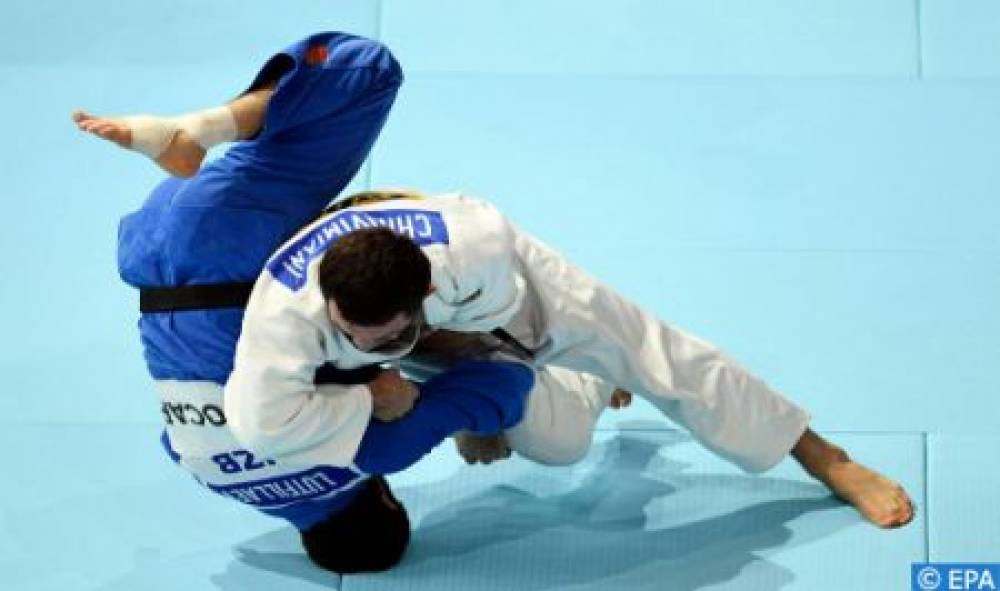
175, 106, 238, 150
122, 115, 179, 159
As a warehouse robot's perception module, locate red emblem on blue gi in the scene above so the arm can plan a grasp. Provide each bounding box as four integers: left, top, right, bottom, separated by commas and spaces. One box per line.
305, 44, 328, 66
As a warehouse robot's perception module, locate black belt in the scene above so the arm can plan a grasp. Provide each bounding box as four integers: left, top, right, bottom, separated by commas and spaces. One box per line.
489, 328, 536, 361
139, 282, 256, 313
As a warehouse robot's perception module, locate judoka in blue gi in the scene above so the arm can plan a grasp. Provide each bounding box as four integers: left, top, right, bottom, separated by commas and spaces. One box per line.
74, 32, 531, 574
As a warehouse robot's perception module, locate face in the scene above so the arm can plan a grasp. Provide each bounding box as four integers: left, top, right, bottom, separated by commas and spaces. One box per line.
327, 300, 423, 355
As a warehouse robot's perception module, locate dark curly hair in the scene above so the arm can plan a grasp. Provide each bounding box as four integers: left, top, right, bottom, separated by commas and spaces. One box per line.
319, 228, 431, 326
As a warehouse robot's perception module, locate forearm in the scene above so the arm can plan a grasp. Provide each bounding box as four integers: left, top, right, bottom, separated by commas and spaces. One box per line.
226, 379, 374, 465
353, 360, 533, 474
353, 397, 469, 474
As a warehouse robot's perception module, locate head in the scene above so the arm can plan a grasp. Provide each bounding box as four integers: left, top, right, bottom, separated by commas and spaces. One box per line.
320, 228, 432, 353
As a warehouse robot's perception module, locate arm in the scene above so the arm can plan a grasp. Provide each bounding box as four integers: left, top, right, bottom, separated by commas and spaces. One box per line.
225, 280, 373, 467
352, 360, 533, 474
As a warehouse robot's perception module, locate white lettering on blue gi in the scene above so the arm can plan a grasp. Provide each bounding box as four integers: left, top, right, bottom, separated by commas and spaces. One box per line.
267, 209, 450, 291
210, 467, 359, 508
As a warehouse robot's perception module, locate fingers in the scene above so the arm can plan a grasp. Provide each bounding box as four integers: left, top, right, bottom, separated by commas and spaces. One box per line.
372, 406, 405, 422
370, 370, 418, 416
402, 379, 420, 401
454, 433, 512, 465
473, 442, 512, 465
608, 388, 633, 410
372, 393, 416, 422
374, 368, 404, 383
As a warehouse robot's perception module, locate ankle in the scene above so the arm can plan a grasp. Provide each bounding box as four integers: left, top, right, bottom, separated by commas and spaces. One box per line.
792, 431, 851, 480
810, 445, 852, 480
174, 106, 238, 149
154, 131, 205, 178
228, 88, 273, 139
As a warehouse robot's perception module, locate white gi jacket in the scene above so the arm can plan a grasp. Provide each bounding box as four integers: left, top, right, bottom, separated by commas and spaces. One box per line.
225, 194, 525, 466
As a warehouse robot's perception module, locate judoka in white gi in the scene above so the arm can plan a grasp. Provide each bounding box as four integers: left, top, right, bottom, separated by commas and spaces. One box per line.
226, 191, 916, 529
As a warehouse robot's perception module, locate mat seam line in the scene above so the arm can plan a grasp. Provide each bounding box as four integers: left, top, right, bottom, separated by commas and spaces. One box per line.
594, 427, 929, 435
914, 0, 925, 79
923, 431, 931, 562
362, 0, 386, 192
375, 0, 384, 41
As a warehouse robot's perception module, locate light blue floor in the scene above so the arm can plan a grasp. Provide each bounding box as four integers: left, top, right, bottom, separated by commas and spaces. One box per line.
2, 1, 998, 590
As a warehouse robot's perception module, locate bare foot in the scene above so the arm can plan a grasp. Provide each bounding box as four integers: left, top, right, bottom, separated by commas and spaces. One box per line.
821, 459, 915, 528
453, 431, 512, 465
72, 110, 205, 177
791, 429, 914, 528
608, 388, 632, 410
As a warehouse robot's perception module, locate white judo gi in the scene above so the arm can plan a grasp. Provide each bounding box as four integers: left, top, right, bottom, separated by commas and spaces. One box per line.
225, 193, 810, 473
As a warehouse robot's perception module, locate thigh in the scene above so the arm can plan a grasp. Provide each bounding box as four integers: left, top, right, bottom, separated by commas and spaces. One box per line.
518, 235, 811, 473
174, 32, 403, 227
504, 366, 614, 466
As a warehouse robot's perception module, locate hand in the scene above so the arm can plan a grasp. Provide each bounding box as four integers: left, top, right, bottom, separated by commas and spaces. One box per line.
608, 388, 632, 410
368, 369, 419, 421
453, 431, 512, 465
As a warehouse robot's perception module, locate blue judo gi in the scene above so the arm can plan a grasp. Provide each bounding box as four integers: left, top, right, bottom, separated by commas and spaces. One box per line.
116, 32, 530, 533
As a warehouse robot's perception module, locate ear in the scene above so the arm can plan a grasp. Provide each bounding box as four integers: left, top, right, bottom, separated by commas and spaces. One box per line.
427, 284, 437, 296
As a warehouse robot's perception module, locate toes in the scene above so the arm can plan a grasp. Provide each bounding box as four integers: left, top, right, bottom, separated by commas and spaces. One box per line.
892, 491, 914, 524
861, 496, 911, 528
79, 120, 109, 135
71, 110, 90, 123
92, 123, 115, 137
884, 500, 915, 528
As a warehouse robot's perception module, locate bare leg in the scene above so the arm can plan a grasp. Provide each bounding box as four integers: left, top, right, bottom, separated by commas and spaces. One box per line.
71, 85, 275, 178
792, 428, 915, 528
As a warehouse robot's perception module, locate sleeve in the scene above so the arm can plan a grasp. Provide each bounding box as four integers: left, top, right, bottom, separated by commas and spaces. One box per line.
224, 279, 373, 467
440, 200, 527, 332
352, 360, 533, 474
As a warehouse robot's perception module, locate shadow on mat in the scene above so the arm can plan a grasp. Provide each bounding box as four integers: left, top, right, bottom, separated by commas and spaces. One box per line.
212, 430, 854, 590
352, 430, 854, 590
210, 528, 341, 590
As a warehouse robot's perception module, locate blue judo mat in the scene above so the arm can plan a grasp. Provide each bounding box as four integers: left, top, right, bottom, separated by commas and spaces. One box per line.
2, 1, 998, 589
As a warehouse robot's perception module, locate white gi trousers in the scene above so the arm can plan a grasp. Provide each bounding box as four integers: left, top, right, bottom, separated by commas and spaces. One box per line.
406, 228, 810, 473
496, 230, 811, 473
